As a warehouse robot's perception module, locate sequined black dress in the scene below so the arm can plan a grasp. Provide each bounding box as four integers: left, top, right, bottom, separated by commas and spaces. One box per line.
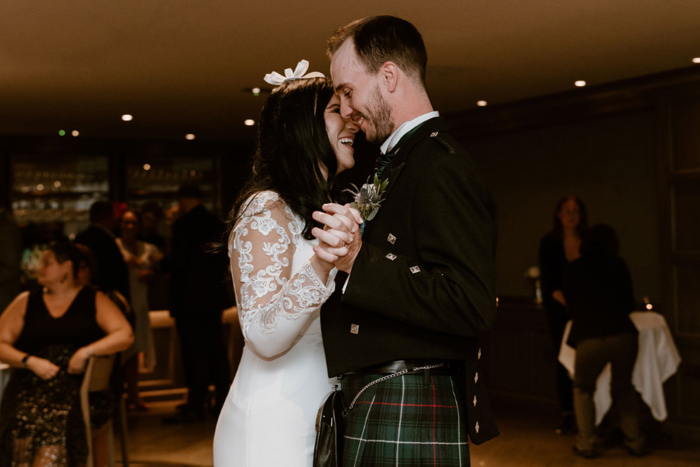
0, 287, 106, 467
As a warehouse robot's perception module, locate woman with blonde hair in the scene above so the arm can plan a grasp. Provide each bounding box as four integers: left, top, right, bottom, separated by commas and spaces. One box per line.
0, 241, 133, 466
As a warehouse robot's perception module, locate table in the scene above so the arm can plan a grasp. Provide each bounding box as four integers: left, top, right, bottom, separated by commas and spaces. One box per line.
0, 362, 10, 407
558, 311, 681, 426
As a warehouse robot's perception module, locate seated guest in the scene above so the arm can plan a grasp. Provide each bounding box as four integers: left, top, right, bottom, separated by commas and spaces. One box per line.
562, 224, 648, 458
0, 241, 133, 467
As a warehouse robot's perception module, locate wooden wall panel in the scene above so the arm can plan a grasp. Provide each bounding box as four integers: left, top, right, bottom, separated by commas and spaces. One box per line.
670, 100, 700, 172
672, 182, 700, 252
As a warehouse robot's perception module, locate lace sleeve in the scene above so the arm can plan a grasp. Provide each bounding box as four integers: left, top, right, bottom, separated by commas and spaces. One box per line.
229, 193, 335, 358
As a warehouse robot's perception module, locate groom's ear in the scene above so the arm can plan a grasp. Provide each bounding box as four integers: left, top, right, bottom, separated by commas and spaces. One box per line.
380, 61, 399, 93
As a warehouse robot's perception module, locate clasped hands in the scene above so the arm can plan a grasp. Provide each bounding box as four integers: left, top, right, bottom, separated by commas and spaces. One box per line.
26, 347, 93, 380
311, 203, 363, 274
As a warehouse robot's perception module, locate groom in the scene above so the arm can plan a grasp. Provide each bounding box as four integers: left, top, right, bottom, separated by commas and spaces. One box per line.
312, 16, 499, 465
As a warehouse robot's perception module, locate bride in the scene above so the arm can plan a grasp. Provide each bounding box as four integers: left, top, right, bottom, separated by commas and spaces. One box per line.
213, 61, 360, 466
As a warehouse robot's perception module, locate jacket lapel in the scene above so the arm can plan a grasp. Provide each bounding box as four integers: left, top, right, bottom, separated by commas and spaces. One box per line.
362, 117, 449, 238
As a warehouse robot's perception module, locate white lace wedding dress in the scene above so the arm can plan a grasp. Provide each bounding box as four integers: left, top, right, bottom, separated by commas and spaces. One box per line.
213, 191, 337, 466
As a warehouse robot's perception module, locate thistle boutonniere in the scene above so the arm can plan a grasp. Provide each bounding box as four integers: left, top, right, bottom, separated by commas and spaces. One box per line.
346, 174, 389, 221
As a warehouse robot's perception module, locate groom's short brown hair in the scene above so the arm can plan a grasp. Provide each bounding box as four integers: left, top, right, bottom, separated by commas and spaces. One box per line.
327, 16, 428, 87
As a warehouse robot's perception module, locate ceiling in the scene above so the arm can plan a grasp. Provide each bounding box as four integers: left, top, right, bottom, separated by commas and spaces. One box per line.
1, 0, 699, 143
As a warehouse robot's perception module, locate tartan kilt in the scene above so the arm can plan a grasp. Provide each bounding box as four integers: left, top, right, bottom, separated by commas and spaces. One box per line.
341, 372, 470, 467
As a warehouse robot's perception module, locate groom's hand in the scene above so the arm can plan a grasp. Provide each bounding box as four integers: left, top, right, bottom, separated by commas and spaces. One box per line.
311, 204, 362, 274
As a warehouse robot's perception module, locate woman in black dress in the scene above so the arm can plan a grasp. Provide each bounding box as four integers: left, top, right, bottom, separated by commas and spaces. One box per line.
539, 195, 588, 434
0, 241, 133, 467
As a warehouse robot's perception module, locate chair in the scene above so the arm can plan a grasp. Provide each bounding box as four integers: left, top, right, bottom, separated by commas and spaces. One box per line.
80, 355, 129, 467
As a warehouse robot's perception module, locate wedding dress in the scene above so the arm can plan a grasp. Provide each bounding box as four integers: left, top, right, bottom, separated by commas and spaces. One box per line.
213, 191, 337, 466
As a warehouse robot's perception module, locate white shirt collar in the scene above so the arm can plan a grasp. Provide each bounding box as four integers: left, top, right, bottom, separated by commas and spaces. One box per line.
380, 111, 440, 155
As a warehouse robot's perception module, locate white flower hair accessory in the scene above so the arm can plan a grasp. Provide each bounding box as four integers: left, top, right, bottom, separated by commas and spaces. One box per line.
264, 60, 325, 87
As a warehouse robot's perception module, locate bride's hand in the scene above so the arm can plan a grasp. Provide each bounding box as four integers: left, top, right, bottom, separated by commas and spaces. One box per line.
311, 204, 362, 274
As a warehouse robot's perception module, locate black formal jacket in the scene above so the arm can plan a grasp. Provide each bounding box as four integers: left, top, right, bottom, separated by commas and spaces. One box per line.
561, 250, 637, 348
539, 235, 568, 318
169, 204, 231, 317
321, 117, 499, 444
75, 225, 130, 301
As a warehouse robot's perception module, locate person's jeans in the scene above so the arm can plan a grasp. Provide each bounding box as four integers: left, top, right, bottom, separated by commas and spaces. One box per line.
573, 333, 645, 452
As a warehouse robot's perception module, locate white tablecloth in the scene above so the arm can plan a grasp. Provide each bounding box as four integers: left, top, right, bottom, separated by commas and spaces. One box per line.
558, 311, 682, 425
0, 363, 10, 407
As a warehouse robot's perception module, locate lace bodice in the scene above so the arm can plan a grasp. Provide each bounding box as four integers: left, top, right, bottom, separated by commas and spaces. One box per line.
228, 191, 336, 358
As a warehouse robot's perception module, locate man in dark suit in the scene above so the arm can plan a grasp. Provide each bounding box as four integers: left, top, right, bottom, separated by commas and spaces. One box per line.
0, 207, 22, 314
75, 201, 130, 301
313, 16, 499, 465
164, 184, 231, 424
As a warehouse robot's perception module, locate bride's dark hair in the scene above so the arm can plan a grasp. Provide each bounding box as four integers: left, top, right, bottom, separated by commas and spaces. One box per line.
225, 77, 339, 243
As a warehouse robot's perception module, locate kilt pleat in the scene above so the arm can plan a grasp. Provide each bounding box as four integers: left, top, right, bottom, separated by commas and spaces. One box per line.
341, 373, 470, 467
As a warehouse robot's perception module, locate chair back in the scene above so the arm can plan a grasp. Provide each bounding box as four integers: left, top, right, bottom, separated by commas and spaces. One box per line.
81, 355, 116, 467
83, 355, 115, 393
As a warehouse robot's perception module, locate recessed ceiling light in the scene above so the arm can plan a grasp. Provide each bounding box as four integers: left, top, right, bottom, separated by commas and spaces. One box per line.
244, 119, 255, 126
185, 134, 195, 140
71, 130, 79, 137
477, 100, 488, 107
693, 58, 700, 64
575, 80, 586, 87
252, 87, 261, 96
122, 114, 133, 122
143, 163, 151, 171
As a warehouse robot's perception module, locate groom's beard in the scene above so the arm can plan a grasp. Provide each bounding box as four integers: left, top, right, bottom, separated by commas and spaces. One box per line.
363, 85, 394, 145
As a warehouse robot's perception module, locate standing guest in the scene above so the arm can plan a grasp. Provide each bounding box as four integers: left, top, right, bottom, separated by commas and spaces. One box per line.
0, 207, 22, 314
539, 195, 588, 434
314, 16, 499, 465
164, 184, 231, 424
139, 202, 167, 251
562, 224, 648, 458
0, 241, 133, 467
75, 201, 130, 302
116, 210, 163, 410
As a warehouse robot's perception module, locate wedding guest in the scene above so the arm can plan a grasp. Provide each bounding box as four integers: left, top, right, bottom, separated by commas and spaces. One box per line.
75, 201, 130, 301
0, 207, 22, 314
164, 184, 231, 424
116, 210, 163, 410
139, 202, 167, 251
539, 195, 588, 434
0, 241, 133, 466
562, 224, 648, 458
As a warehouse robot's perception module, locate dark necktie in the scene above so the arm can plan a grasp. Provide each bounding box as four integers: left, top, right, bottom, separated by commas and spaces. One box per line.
374, 123, 424, 179
374, 148, 397, 179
